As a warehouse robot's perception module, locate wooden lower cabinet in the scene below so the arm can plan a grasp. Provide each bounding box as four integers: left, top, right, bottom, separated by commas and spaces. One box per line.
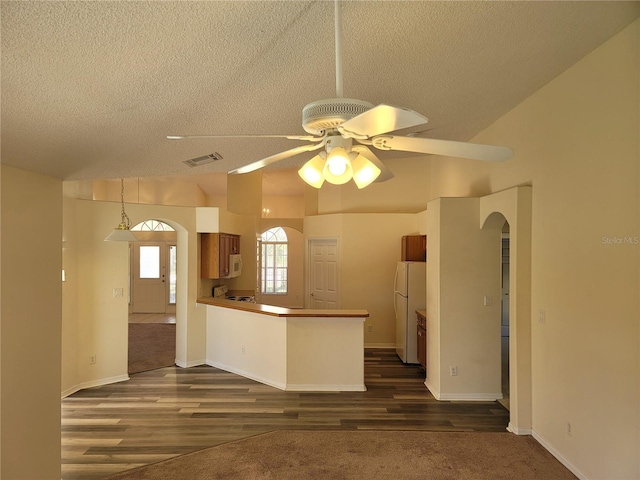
416, 311, 427, 370
201, 232, 240, 279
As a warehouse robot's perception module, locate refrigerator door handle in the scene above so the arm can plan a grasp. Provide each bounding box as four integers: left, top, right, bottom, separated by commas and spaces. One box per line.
393, 292, 398, 319
393, 265, 399, 294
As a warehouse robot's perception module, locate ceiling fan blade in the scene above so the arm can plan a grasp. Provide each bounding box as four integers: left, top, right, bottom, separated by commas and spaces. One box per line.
372, 135, 514, 162
168, 134, 321, 142
229, 142, 325, 174
338, 104, 428, 139
351, 145, 394, 182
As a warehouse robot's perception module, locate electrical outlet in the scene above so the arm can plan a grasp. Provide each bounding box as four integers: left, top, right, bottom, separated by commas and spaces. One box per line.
450, 366, 457, 376
241, 345, 245, 355
367, 324, 373, 332
90, 355, 96, 365
538, 309, 546, 323
567, 422, 572, 437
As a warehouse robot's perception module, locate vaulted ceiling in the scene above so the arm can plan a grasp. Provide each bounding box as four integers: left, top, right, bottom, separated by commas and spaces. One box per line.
2, 1, 638, 192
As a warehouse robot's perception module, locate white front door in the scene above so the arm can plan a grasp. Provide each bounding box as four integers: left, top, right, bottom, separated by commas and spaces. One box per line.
308, 238, 339, 309
132, 242, 166, 313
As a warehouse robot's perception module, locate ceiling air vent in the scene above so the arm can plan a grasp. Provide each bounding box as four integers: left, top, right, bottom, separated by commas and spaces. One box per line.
183, 152, 223, 168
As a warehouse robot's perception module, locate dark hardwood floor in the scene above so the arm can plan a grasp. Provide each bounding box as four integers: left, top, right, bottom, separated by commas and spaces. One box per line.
61, 348, 509, 480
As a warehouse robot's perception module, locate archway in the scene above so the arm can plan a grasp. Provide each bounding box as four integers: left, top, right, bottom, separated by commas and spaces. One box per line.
480, 186, 532, 435
126, 217, 189, 374
127, 220, 177, 373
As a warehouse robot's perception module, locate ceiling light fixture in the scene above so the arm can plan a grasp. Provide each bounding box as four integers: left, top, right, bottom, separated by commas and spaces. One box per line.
297, 136, 381, 189
104, 178, 137, 242
323, 147, 354, 185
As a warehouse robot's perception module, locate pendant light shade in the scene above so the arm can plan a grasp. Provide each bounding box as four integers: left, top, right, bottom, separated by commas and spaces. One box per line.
104, 179, 137, 242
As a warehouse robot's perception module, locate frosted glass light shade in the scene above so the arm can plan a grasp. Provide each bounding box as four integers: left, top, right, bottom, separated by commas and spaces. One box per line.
351, 155, 381, 189
298, 154, 326, 188
323, 148, 353, 185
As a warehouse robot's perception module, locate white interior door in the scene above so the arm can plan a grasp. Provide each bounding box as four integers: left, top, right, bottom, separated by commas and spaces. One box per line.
132, 242, 166, 313
308, 238, 338, 309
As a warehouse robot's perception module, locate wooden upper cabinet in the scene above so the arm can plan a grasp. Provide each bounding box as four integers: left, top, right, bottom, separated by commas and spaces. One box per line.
201, 233, 240, 279
401, 235, 426, 262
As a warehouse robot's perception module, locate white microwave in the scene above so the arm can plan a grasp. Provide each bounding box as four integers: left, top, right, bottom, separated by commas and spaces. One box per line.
226, 254, 243, 278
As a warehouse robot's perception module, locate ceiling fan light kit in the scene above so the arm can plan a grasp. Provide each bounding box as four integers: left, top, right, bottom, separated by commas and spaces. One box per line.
297, 143, 382, 189
170, 0, 514, 190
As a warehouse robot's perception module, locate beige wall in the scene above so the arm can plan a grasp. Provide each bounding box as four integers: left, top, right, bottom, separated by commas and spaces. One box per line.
427, 20, 639, 480
93, 177, 207, 207
318, 155, 431, 214
304, 213, 420, 347
425, 197, 502, 400
1, 166, 62, 479
62, 199, 206, 395
262, 195, 305, 219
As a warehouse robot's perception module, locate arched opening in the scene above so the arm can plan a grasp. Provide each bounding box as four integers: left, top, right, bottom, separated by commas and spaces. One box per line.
127, 219, 184, 374
482, 211, 511, 409
480, 186, 533, 435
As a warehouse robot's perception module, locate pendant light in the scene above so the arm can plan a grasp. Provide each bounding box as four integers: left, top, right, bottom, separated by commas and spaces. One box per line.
104, 178, 137, 242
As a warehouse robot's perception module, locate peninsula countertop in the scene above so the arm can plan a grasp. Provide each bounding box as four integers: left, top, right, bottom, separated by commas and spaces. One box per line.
197, 296, 369, 318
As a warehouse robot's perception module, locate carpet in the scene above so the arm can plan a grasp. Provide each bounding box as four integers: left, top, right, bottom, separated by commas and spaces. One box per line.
128, 323, 176, 374
104, 430, 577, 480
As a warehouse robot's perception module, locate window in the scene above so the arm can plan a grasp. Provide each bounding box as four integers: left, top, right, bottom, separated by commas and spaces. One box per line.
139, 245, 160, 278
260, 227, 288, 294
131, 220, 175, 231
168, 245, 177, 304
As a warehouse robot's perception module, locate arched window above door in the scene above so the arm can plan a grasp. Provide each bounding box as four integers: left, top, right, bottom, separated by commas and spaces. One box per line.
131, 220, 175, 231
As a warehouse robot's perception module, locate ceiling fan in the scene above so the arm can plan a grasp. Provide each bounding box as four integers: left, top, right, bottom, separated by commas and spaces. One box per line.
168, 1, 513, 189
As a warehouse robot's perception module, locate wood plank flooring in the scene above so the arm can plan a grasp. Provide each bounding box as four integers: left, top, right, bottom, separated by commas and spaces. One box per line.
61, 348, 509, 480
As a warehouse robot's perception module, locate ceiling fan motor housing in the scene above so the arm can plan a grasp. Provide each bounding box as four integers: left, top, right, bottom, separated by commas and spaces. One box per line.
302, 98, 374, 135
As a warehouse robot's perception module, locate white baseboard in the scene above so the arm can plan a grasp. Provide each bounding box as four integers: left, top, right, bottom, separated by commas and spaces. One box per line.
206, 359, 287, 391
532, 429, 587, 480
424, 381, 500, 401
285, 384, 367, 392
61, 374, 130, 399
437, 392, 502, 401
424, 379, 439, 398
175, 358, 206, 368
507, 422, 532, 435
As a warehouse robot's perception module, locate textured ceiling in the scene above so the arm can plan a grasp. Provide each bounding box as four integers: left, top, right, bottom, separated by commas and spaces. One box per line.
2, 1, 639, 192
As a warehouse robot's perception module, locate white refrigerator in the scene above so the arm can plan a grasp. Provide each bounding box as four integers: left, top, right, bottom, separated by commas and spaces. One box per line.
394, 261, 426, 364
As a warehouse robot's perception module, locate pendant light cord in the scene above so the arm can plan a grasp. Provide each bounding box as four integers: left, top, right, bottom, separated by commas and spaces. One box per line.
120, 178, 131, 229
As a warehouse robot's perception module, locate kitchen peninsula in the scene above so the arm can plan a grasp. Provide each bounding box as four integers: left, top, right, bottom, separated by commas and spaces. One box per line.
197, 297, 369, 392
